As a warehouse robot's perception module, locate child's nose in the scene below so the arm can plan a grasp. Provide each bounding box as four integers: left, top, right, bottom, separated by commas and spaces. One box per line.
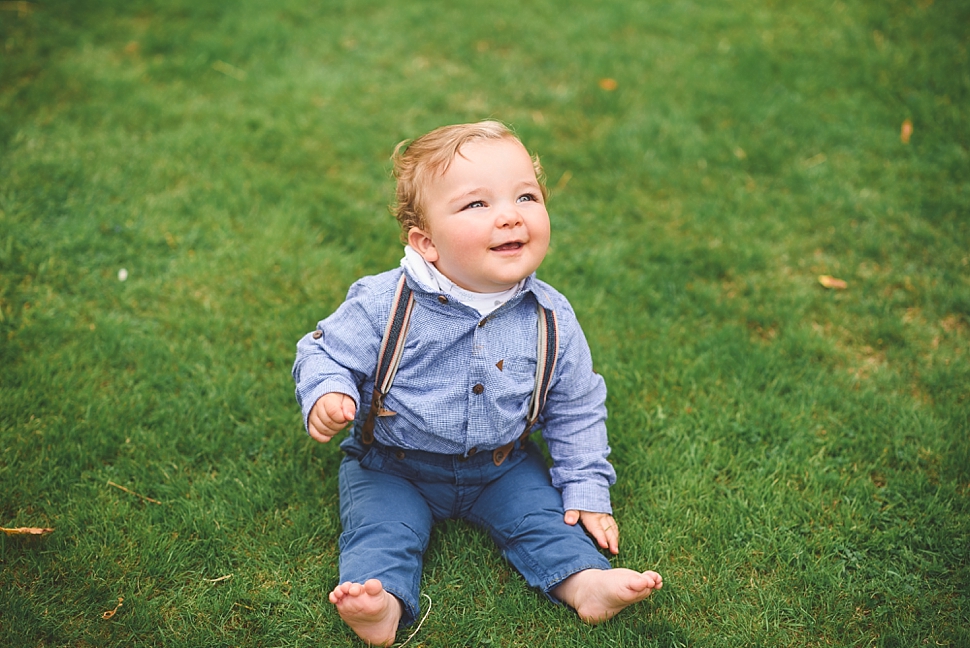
496, 204, 524, 228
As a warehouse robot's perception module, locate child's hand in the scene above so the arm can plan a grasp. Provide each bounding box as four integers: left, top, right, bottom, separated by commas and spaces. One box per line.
308, 392, 357, 443
564, 510, 619, 555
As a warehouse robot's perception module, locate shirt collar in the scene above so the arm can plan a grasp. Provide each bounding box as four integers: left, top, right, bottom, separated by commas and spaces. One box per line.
399, 248, 553, 312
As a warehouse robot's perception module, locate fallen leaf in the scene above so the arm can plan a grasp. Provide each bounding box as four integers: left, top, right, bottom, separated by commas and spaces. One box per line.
818, 275, 848, 290
1, 527, 54, 536
901, 119, 913, 144
598, 78, 618, 91
102, 597, 124, 620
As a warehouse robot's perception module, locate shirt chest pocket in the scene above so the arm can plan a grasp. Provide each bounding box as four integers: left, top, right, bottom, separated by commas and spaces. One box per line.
489, 347, 539, 422
488, 319, 541, 380
489, 326, 540, 400
492, 351, 537, 382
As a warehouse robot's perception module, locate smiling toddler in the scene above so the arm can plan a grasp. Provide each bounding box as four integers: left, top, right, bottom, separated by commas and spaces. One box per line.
293, 121, 662, 646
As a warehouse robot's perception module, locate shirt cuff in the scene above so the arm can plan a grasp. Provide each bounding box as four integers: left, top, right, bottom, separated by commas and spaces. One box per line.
560, 482, 613, 515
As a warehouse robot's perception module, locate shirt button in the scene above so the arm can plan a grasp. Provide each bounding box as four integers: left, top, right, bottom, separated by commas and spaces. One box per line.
437, 295, 449, 304
311, 330, 323, 339
467, 447, 478, 456
472, 383, 485, 395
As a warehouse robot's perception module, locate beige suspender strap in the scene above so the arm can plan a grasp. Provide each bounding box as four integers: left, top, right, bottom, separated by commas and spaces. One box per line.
526, 305, 559, 433
360, 274, 414, 445
494, 303, 559, 466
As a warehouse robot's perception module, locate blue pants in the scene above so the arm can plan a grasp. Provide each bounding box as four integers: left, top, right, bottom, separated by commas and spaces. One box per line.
337, 436, 612, 627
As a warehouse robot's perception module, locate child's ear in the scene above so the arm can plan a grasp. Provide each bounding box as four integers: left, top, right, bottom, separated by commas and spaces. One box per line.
408, 227, 439, 263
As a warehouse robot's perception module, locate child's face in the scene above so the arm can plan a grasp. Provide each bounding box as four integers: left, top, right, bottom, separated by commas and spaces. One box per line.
408, 138, 550, 293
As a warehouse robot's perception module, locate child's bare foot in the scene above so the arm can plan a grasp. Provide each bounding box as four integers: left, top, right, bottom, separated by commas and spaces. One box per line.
552, 568, 663, 624
328, 578, 402, 646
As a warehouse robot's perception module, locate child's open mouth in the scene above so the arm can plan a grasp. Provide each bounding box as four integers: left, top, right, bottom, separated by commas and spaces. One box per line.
491, 242, 524, 252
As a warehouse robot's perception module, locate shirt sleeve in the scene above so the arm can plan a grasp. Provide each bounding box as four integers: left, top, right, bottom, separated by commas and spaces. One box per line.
292, 278, 385, 433
538, 300, 616, 514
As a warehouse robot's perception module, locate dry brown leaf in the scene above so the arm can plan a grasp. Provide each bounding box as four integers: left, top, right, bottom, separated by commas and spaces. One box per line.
1, 526, 54, 536
598, 78, 618, 91
818, 275, 848, 290
901, 119, 913, 144
102, 597, 124, 620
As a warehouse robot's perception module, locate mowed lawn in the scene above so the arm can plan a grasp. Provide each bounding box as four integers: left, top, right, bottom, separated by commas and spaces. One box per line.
1, 0, 967, 646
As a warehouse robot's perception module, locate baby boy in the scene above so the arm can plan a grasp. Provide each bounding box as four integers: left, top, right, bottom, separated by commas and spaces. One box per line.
293, 121, 662, 646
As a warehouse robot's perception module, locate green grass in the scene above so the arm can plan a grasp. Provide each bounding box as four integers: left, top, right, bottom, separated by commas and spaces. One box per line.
1, 0, 968, 646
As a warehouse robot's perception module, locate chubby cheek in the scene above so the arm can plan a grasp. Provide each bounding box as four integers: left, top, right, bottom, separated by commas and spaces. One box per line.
443, 223, 491, 257
531, 214, 552, 252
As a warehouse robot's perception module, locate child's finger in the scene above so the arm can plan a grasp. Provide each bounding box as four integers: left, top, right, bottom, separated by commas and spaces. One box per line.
579, 513, 619, 554
324, 395, 350, 424
603, 520, 620, 554
307, 408, 325, 433
342, 403, 356, 421
307, 421, 333, 443
308, 406, 340, 441
341, 395, 357, 422
589, 525, 610, 551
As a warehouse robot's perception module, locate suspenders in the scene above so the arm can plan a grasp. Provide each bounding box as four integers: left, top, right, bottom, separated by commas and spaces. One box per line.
360, 274, 415, 446
360, 273, 559, 466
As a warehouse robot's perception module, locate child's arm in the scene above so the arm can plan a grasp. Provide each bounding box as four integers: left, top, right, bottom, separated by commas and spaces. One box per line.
564, 510, 619, 555
293, 273, 394, 439
531, 292, 619, 549
538, 301, 615, 517
307, 392, 357, 443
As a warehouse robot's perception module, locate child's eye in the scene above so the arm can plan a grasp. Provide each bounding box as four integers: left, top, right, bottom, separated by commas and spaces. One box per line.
517, 193, 538, 203
463, 200, 486, 210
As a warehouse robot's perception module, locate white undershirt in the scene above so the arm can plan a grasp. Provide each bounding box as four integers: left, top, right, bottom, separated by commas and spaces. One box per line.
401, 245, 523, 316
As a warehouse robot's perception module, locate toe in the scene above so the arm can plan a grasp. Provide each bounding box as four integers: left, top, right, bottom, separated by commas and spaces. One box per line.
643, 571, 662, 588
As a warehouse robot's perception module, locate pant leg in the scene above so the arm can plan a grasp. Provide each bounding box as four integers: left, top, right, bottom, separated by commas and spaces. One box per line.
465, 443, 612, 596
338, 451, 433, 627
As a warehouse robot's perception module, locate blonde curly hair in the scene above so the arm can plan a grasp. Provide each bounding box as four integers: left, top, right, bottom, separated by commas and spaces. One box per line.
390, 121, 548, 241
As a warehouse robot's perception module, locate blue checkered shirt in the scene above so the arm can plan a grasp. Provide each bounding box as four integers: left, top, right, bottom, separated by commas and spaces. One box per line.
293, 267, 615, 513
